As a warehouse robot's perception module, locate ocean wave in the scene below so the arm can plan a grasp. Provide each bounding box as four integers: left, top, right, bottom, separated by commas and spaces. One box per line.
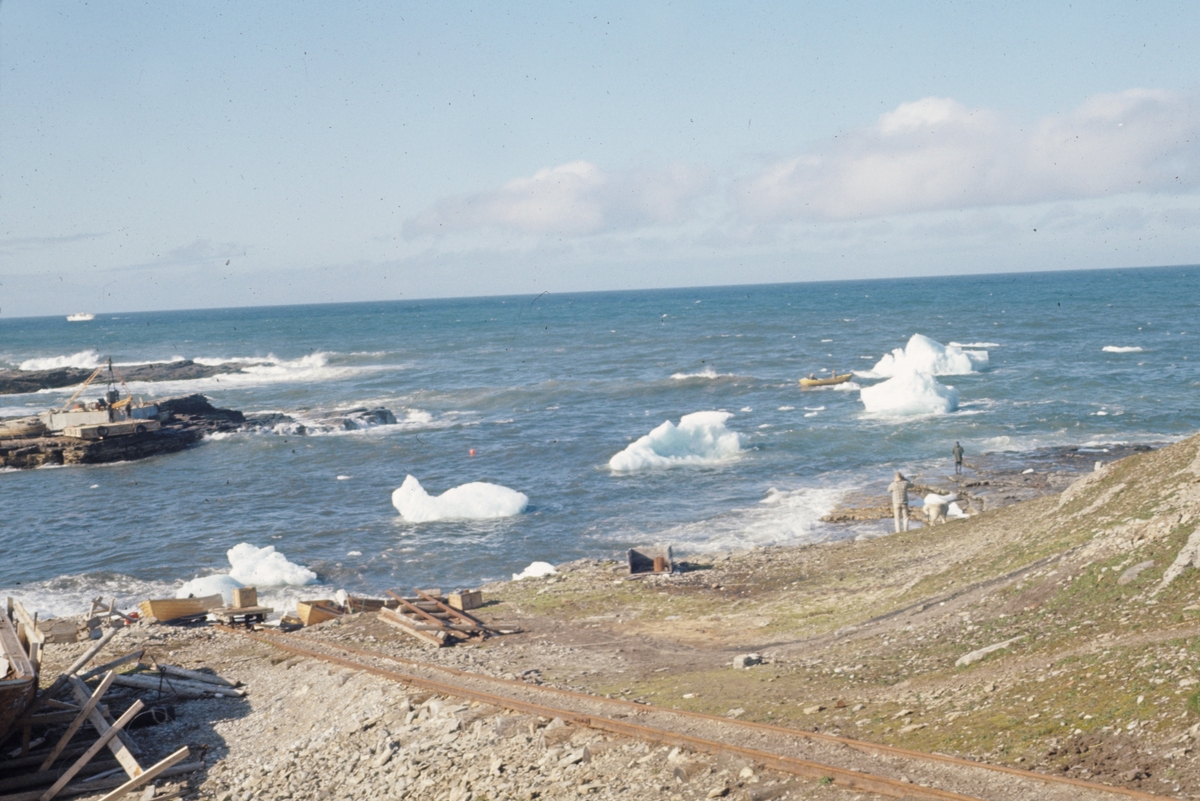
18, 350, 103, 371
670, 367, 733, 380
1102, 345, 1144, 353
608, 411, 742, 472
948, 341, 1000, 349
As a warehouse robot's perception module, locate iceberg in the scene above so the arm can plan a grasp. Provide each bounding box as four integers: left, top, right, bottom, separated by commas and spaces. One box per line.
608, 411, 741, 472
512, 561, 558, 580
176, 574, 243, 605
392, 475, 528, 522
860, 370, 959, 416
175, 543, 316, 605
867, 334, 987, 377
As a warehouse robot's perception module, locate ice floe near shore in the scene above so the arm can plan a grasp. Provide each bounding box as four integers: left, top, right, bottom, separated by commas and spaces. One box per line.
860, 370, 959, 416
392, 475, 529, 522
176, 543, 317, 604
608, 411, 741, 472
1103, 345, 1144, 353
865, 334, 987, 378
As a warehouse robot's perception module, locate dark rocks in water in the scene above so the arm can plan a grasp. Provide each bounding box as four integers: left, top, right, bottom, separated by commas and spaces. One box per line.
158, 393, 245, 424
317, 407, 398, 430
0, 360, 262, 396
241, 406, 396, 435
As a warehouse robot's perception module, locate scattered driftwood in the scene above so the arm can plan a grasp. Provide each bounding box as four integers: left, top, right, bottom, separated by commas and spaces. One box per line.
378, 589, 515, 647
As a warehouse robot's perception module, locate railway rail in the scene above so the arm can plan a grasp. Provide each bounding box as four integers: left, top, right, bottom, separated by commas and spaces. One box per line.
230, 628, 1175, 801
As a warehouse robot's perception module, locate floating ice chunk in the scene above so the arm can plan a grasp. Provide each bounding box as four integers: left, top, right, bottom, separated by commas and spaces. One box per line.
392, 475, 528, 522
176, 574, 242, 605
512, 561, 558, 581
860, 370, 958, 416
336, 475, 352, 480
608, 411, 741, 472
1102, 345, 1143, 353
778, 406, 795, 411
227, 543, 318, 587
867, 334, 987, 377
804, 412, 819, 417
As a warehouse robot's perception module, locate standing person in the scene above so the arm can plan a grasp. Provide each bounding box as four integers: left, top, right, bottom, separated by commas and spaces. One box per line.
952, 441, 965, 475
888, 471, 912, 533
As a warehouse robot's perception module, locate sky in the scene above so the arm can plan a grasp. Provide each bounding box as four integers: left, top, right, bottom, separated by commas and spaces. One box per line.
1, 1, 1198, 317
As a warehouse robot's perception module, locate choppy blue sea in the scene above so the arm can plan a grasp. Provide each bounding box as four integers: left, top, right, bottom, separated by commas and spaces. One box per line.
2, 266, 1198, 615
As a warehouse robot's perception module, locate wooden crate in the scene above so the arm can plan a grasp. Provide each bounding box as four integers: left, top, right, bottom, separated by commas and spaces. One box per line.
296, 600, 342, 626
231, 586, 258, 609
448, 590, 483, 611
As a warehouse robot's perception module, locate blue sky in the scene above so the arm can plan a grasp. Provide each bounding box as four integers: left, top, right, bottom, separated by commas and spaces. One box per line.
2, 1, 1198, 316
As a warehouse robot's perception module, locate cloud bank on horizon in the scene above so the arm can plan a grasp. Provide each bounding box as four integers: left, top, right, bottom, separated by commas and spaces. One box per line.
410, 89, 1199, 236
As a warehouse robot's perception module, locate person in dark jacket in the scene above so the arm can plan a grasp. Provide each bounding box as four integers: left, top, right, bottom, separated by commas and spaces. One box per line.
952, 441, 965, 474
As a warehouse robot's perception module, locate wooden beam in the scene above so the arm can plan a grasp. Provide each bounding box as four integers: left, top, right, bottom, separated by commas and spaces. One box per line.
414, 589, 497, 633
40, 671, 118, 770
78, 652, 144, 683
94, 747, 189, 801
0, 762, 203, 801
385, 591, 445, 628
39, 699, 143, 801
378, 608, 445, 647
67, 678, 142, 779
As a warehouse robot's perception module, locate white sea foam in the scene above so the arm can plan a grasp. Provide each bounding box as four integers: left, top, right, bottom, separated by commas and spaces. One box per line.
778, 406, 795, 411
19, 350, 103, 371
391, 475, 528, 522
512, 561, 557, 580
670, 367, 731, 380
644, 486, 844, 552
804, 406, 825, 412
948, 341, 1000, 349
864, 334, 987, 378
804, 411, 819, 417
608, 411, 741, 472
1102, 346, 1144, 353
860, 370, 959, 416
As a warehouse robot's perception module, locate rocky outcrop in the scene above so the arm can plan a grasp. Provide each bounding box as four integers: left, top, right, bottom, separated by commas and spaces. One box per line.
242, 407, 397, 435
0, 360, 261, 395
0, 393, 244, 469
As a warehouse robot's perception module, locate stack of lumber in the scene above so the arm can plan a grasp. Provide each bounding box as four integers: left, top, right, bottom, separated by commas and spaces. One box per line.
295, 596, 400, 627
0, 606, 207, 801
377, 589, 506, 647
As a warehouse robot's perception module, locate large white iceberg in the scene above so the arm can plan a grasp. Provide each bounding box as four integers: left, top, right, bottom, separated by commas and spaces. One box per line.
392, 475, 528, 522
867, 334, 987, 377
608, 411, 741, 472
176, 543, 316, 605
860, 370, 959, 416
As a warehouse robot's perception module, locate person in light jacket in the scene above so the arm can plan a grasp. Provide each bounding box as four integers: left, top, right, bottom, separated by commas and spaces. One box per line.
888, 471, 912, 533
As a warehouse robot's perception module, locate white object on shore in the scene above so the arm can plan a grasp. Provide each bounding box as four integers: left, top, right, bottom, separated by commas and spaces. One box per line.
512, 561, 557, 581
955, 635, 1025, 667
392, 475, 528, 522
608, 411, 741, 472
176, 543, 316, 605
860, 369, 958, 416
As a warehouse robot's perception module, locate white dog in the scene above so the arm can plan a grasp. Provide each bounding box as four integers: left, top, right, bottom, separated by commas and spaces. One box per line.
923, 493, 954, 525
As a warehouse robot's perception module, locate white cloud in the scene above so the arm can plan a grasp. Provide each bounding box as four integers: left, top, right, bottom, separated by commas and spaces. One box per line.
739, 89, 1200, 221
406, 160, 709, 237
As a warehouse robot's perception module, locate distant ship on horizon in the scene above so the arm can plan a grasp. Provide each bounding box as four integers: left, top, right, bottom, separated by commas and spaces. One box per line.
66, 313, 95, 322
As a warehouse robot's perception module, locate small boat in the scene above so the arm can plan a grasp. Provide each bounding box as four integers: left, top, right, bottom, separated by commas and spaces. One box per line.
799, 372, 853, 388
66, 313, 95, 322
0, 610, 37, 744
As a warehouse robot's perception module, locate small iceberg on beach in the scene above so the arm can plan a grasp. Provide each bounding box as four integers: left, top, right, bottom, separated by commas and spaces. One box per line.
608, 411, 741, 472
866, 334, 987, 377
860, 370, 959, 416
512, 561, 557, 580
392, 475, 529, 522
176, 543, 317, 604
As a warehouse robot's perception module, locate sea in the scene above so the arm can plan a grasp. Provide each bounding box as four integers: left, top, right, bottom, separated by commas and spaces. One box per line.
2, 265, 1198, 617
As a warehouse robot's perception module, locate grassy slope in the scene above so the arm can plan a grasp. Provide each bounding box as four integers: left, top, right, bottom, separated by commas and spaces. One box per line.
486, 433, 1200, 791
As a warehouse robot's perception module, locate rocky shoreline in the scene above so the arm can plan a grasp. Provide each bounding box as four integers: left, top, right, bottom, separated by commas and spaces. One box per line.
0, 360, 261, 396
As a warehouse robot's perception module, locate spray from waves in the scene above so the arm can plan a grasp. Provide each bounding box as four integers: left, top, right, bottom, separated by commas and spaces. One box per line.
862, 334, 987, 378
860, 370, 959, 416
949, 341, 1000, 349
391, 475, 529, 522
17, 350, 103, 371
670, 367, 733, 380
1102, 345, 1144, 353
608, 411, 742, 472
627, 485, 845, 553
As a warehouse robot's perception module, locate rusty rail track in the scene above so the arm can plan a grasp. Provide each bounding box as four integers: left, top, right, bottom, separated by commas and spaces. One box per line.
231, 628, 1173, 801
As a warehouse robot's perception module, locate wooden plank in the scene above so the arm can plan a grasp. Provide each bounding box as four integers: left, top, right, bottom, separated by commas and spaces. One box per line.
110, 673, 244, 698
14, 711, 80, 726
150, 664, 237, 688
39, 699, 143, 801
0, 762, 202, 801
377, 609, 445, 647
40, 672, 118, 770
385, 591, 445, 628
95, 746, 189, 801
295, 601, 341, 627
11, 600, 45, 673
67, 678, 142, 779
24, 629, 120, 720
78, 652, 144, 683
414, 589, 497, 633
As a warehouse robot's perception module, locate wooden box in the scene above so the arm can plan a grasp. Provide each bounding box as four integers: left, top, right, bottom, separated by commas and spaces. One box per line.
448, 591, 483, 611
232, 587, 258, 609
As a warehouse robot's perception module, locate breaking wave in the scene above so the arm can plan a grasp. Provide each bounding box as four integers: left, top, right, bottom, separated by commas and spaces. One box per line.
1102, 346, 1144, 353
18, 350, 103, 371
